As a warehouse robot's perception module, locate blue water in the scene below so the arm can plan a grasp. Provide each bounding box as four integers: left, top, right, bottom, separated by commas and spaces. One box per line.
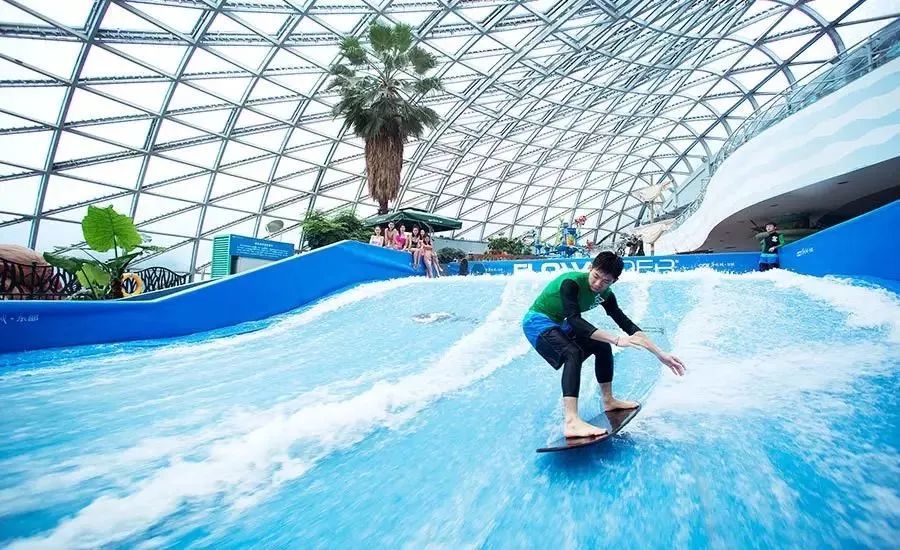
0, 271, 898, 548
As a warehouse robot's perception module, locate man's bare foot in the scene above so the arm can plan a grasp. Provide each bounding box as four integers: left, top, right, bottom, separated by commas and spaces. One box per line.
603, 398, 639, 411
564, 417, 608, 438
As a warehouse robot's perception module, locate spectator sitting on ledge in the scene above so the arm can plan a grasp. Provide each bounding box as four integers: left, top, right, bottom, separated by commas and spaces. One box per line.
369, 226, 385, 247
384, 221, 398, 249
407, 226, 422, 267
420, 232, 437, 277
394, 224, 408, 250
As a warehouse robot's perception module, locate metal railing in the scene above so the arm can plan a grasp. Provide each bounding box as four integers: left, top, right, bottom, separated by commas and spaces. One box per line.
670, 19, 900, 230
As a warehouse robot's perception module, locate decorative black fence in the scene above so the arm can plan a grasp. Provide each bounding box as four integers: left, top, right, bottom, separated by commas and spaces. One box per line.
0, 259, 190, 300
120, 267, 190, 297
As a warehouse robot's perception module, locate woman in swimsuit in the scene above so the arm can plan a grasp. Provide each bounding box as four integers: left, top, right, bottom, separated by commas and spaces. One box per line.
369, 226, 385, 247
384, 221, 398, 250
420, 232, 436, 277
408, 226, 421, 267
394, 224, 408, 250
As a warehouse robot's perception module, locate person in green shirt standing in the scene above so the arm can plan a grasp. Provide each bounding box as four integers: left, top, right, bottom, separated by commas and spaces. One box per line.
521, 252, 686, 438
758, 222, 785, 271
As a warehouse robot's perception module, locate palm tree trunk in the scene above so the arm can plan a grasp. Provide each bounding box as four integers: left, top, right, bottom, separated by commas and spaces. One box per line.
365, 133, 404, 215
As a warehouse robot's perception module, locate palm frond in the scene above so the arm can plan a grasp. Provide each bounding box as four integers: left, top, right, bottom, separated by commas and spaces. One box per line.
414, 76, 442, 95
394, 52, 409, 71
369, 20, 394, 53
393, 23, 413, 52
340, 36, 367, 65
329, 63, 354, 78
408, 46, 436, 74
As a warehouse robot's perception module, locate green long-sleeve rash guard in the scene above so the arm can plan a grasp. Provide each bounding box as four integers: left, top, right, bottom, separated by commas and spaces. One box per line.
529, 271, 641, 339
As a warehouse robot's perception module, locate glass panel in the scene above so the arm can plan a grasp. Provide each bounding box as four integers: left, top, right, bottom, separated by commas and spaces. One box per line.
147, 174, 212, 203
19, 0, 94, 27
88, 81, 172, 113
0, 175, 41, 215
136, 3, 205, 35
60, 156, 145, 187
109, 44, 188, 75
133, 194, 197, 225
131, 239, 194, 271
51, 195, 133, 222
81, 47, 159, 79
0, 219, 32, 245
34, 218, 84, 252
41, 175, 122, 211
0, 38, 80, 80
65, 88, 146, 122
54, 132, 128, 164
0, 130, 52, 169
77, 119, 153, 149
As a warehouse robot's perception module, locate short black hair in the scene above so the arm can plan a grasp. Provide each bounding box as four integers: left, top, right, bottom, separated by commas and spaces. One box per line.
591, 251, 624, 278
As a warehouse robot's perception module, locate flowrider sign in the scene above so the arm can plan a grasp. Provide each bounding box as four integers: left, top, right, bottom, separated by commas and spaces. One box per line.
450, 252, 759, 276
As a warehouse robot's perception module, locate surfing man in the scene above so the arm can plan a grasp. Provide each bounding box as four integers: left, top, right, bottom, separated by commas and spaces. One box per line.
522, 252, 686, 438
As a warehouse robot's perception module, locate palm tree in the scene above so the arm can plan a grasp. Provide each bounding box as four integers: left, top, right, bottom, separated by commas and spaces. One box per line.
328, 21, 442, 215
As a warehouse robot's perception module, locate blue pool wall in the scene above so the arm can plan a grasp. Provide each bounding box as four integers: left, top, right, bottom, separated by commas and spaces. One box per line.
451, 200, 899, 280
0, 241, 422, 354
780, 199, 899, 282
1, 201, 897, 355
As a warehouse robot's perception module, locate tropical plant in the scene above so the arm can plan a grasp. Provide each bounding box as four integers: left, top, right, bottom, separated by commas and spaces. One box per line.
43, 205, 162, 299
436, 247, 466, 264
328, 21, 443, 214
487, 236, 529, 256
301, 209, 371, 250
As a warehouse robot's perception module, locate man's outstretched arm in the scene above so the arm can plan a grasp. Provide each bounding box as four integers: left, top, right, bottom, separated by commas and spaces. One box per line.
602, 292, 686, 376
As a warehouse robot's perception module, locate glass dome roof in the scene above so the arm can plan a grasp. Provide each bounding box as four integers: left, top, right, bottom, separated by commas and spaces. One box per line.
0, 0, 896, 274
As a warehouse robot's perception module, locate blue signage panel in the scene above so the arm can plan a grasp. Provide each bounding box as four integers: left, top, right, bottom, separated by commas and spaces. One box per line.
450, 252, 760, 276
228, 235, 294, 261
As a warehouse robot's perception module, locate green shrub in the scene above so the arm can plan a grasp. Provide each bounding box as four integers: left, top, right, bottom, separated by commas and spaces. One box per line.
302, 209, 371, 250
486, 236, 529, 255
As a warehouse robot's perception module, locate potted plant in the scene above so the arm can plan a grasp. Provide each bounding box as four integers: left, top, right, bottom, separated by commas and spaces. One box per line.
43, 205, 162, 299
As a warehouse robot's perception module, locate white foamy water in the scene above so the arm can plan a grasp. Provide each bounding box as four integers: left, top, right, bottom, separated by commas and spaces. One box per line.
2, 268, 898, 549
644, 269, 900, 418
7, 277, 540, 549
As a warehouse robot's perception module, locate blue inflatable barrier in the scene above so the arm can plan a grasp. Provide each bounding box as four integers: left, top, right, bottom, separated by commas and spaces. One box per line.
448, 252, 761, 276
780, 200, 899, 281
0, 241, 421, 355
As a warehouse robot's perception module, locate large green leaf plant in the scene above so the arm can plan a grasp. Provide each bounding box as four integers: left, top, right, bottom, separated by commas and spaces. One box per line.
43, 205, 162, 299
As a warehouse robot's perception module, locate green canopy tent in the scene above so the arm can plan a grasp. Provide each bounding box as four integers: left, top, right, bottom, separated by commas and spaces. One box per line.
363, 208, 462, 233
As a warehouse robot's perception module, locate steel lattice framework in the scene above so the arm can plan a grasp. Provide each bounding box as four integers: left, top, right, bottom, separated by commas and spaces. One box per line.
0, 0, 896, 274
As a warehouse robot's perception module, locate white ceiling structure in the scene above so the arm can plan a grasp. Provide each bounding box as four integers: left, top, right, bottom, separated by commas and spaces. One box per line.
0, 0, 897, 274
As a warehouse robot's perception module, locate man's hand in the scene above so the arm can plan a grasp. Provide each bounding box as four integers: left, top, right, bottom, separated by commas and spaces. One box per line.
658, 353, 686, 376
618, 333, 686, 376
768, 246, 776, 252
